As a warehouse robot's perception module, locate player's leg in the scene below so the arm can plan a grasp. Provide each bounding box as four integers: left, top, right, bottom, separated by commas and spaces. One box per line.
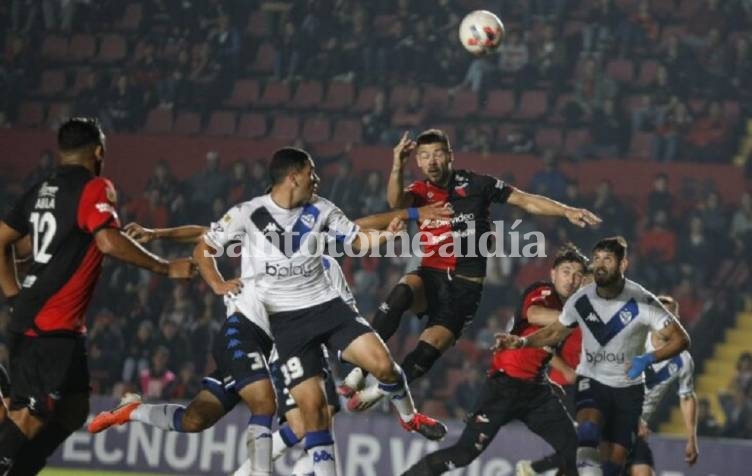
0, 363, 10, 421
601, 383, 645, 475
401, 275, 482, 382
8, 392, 88, 476
627, 436, 655, 476
520, 389, 578, 476
340, 273, 426, 396
573, 377, 609, 476
402, 375, 512, 475
288, 375, 336, 476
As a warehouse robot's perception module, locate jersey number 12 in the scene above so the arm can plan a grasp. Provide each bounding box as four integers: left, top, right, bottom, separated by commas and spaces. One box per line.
30, 211, 57, 264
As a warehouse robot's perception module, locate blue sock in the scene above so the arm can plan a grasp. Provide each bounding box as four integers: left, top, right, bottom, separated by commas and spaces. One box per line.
602, 460, 622, 476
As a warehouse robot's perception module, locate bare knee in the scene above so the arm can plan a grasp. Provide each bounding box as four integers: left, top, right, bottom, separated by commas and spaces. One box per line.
369, 357, 397, 383
239, 380, 277, 416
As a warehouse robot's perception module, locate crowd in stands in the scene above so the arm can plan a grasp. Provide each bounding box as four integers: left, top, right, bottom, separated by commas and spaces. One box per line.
1, 0, 751, 163
1, 0, 752, 432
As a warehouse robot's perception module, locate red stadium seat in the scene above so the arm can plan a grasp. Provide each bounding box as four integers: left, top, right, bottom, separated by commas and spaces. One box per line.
302, 117, 331, 143
445, 90, 479, 118
332, 119, 363, 143
118, 3, 143, 31
433, 124, 456, 143
630, 132, 653, 158
352, 86, 383, 113
481, 89, 515, 118
18, 102, 45, 127
237, 113, 268, 138
223, 79, 261, 108
606, 59, 634, 83
514, 90, 548, 119
389, 85, 419, 109
37, 70, 66, 96
563, 129, 591, 155
173, 112, 201, 135
423, 86, 450, 112
41, 35, 68, 61
638, 60, 659, 86
67, 34, 97, 62
46, 102, 71, 126
206, 111, 237, 136
270, 115, 300, 141
246, 10, 270, 38
319, 81, 355, 111
291, 80, 324, 110
144, 108, 174, 134
258, 80, 291, 108
251, 42, 276, 74
535, 128, 563, 149
96, 34, 127, 63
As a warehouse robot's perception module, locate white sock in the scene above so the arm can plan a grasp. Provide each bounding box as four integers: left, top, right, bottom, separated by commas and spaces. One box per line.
342, 367, 364, 390
576, 447, 603, 476
305, 430, 337, 476
130, 404, 185, 431
232, 460, 251, 476
376, 365, 416, 422
246, 415, 273, 476
292, 452, 314, 476
273, 423, 302, 460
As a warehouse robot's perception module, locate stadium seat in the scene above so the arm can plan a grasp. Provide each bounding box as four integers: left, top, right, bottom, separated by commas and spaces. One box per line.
270, 115, 300, 141
434, 124, 457, 143
514, 90, 548, 119
319, 81, 355, 111
144, 108, 174, 134
351, 86, 382, 113
389, 85, 418, 109
18, 102, 45, 127
423, 85, 450, 112
67, 34, 97, 62
481, 89, 515, 118
445, 90, 479, 118
332, 118, 363, 143
41, 35, 68, 61
638, 60, 659, 86
70, 69, 92, 95
291, 80, 324, 110
535, 128, 563, 149
251, 42, 276, 74
607, 59, 634, 83
563, 129, 591, 155
724, 101, 741, 124
246, 10, 270, 38
630, 132, 653, 159
258, 80, 291, 108
302, 117, 331, 143
37, 70, 66, 97
118, 3, 143, 31
206, 111, 237, 136
237, 113, 268, 138
46, 102, 71, 126
223, 79, 261, 108
173, 111, 201, 135
96, 34, 127, 63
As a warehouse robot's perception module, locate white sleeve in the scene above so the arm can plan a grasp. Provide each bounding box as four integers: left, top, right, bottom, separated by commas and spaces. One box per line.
323, 257, 358, 311
205, 205, 247, 248
324, 205, 359, 245
558, 297, 578, 327
678, 353, 695, 397
642, 293, 677, 332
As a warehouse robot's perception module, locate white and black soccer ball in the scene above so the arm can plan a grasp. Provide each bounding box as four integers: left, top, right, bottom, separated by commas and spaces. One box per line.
458, 10, 505, 55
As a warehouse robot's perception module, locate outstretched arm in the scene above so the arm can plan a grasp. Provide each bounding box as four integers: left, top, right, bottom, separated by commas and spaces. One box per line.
494, 320, 573, 351
507, 187, 601, 228
95, 228, 193, 278
354, 202, 452, 230
124, 222, 208, 244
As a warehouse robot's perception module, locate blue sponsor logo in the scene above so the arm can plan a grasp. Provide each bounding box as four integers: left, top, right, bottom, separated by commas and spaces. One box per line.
313, 450, 335, 463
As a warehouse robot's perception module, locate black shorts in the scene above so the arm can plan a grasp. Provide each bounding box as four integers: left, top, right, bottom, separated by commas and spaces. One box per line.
8, 334, 89, 418
411, 267, 483, 339
575, 376, 644, 450
625, 435, 654, 469
458, 373, 576, 462
202, 313, 273, 411
270, 298, 371, 390
271, 346, 341, 422
549, 382, 576, 418
0, 363, 10, 398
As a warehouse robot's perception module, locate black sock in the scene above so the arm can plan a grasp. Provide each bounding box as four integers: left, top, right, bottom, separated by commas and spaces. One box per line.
370, 283, 414, 342
8, 421, 72, 476
401, 341, 442, 382
0, 419, 30, 472
531, 453, 561, 473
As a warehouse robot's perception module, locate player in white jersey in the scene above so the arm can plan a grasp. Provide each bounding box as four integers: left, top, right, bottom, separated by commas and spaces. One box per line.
193, 147, 448, 476
496, 237, 690, 476
623, 295, 698, 476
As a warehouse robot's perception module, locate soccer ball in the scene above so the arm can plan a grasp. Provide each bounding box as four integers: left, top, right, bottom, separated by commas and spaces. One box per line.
458, 10, 505, 55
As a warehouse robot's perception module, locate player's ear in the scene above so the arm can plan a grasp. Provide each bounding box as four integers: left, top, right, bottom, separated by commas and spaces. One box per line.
94, 145, 105, 160
619, 256, 629, 274
550, 268, 556, 284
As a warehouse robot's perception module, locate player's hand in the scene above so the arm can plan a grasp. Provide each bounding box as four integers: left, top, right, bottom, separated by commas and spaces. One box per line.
212, 278, 243, 297
393, 131, 416, 170
564, 208, 602, 228
387, 217, 406, 234
492, 333, 521, 351
626, 353, 657, 379
638, 418, 650, 439
417, 202, 453, 224
685, 437, 699, 466
124, 222, 157, 244
167, 258, 195, 279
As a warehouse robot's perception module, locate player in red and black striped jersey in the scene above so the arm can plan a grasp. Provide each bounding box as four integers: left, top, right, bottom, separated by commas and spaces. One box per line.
0, 118, 194, 475
342, 129, 600, 409
402, 245, 588, 476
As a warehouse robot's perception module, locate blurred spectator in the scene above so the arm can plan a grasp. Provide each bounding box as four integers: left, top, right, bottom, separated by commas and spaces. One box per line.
651, 100, 692, 162
730, 36, 752, 101
565, 57, 617, 125
696, 29, 727, 97
154, 317, 190, 372
228, 159, 253, 203
140, 346, 176, 400
529, 150, 568, 200
360, 171, 388, 216
145, 160, 179, 206
190, 151, 228, 210
685, 101, 730, 162
450, 364, 483, 418
577, 98, 629, 159
462, 125, 494, 154
660, 34, 694, 98
209, 15, 241, 77
74, 71, 106, 119
647, 173, 673, 218
169, 362, 203, 400
685, 0, 727, 48
591, 180, 627, 235
499, 127, 534, 154
678, 214, 713, 278
128, 189, 169, 229
730, 192, 752, 241
392, 88, 425, 129
106, 74, 145, 132
122, 320, 156, 384
582, 0, 621, 53
697, 397, 722, 437
639, 210, 676, 263
362, 90, 392, 144
697, 191, 728, 239
324, 160, 360, 214
157, 49, 191, 108
88, 310, 125, 393
533, 23, 567, 100
498, 29, 532, 107
619, 0, 659, 57
23, 149, 54, 188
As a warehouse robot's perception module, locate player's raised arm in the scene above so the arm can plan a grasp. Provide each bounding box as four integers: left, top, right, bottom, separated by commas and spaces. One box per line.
506, 186, 601, 228
192, 208, 243, 296
124, 222, 209, 244
494, 319, 573, 351
387, 132, 418, 208
353, 202, 452, 230
94, 228, 193, 278
0, 222, 23, 298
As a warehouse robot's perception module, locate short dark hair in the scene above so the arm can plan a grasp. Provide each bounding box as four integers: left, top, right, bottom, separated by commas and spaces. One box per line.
553, 243, 589, 269
416, 129, 452, 152
268, 147, 311, 186
592, 236, 628, 261
58, 117, 104, 152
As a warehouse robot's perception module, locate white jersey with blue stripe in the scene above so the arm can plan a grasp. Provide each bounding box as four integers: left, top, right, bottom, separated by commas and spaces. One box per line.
206, 194, 359, 314
641, 340, 695, 422
559, 279, 679, 388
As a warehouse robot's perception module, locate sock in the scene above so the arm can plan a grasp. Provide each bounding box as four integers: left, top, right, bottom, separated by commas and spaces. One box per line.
401, 341, 442, 382
576, 447, 603, 476
0, 419, 30, 473
370, 283, 413, 341
291, 451, 314, 476
130, 403, 186, 431
304, 430, 336, 476
531, 453, 561, 473
377, 365, 416, 423
272, 423, 301, 460
246, 415, 273, 476
601, 461, 622, 476
8, 421, 71, 476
